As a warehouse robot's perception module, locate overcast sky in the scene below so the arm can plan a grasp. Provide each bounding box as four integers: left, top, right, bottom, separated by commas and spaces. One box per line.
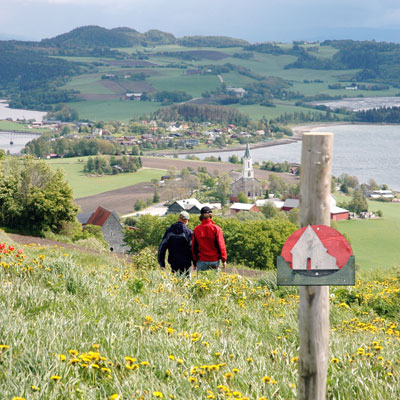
1, 0, 400, 43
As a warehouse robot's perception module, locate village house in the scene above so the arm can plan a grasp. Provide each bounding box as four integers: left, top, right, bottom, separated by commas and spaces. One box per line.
256, 198, 284, 209
125, 93, 142, 101
227, 87, 246, 97
167, 199, 221, 215
78, 206, 127, 253
368, 189, 394, 200
229, 203, 259, 214
282, 196, 349, 220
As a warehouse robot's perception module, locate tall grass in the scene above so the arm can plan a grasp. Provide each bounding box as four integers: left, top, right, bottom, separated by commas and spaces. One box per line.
0, 234, 399, 399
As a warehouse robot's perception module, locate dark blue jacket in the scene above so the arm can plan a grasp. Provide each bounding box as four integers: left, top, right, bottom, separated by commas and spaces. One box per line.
158, 221, 193, 269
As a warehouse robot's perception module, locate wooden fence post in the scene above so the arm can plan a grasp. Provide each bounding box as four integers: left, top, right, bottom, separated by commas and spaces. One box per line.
298, 132, 333, 400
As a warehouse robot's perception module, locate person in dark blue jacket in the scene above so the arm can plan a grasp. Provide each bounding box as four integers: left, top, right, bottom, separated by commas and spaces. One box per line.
158, 211, 193, 275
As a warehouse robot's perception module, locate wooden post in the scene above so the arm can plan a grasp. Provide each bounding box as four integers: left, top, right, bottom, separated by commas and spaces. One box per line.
298, 132, 333, 400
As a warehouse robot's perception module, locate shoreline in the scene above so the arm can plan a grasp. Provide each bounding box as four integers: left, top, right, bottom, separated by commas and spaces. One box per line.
150, 122, 349, 156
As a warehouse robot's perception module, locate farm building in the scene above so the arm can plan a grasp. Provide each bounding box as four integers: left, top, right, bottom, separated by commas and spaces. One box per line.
229, 203, 259, 214
78, 206, 127, 252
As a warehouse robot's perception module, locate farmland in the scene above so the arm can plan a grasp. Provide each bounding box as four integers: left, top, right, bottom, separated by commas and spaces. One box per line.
46, 157, 166, 199
0, 230, 399, 399
337, 200, 400, 272
56, 41, 399, 122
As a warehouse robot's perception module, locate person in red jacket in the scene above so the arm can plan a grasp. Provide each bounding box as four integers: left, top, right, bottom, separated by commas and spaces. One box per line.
192, 206, 227, 272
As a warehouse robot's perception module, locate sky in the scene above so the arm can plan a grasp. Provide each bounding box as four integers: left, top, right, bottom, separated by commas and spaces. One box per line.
1, 0, 400, 43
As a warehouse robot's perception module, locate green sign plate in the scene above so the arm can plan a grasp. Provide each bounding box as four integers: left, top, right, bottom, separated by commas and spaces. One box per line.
277, 255, 355, 286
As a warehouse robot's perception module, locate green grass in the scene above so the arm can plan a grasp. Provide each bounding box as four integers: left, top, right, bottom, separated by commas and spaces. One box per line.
63, 74, 116, 94
46, 158, 166, 198
53, 46, 400, 122
232, 101, 333, 120
0, 120, 51, 133
336, 201, 400, 271
0, 232, 399, 399
149, 72, 220, 97
67, 99, 163, 122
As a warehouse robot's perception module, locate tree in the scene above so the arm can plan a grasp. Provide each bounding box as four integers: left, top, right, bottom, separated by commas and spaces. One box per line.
216, 175, 232, 206
348, 189, 368, 214
237, 192, 248, 203
261, 203, 279, 219
153, 188, 160, 203
134, 199, 146, 211
0, 157, 78, 235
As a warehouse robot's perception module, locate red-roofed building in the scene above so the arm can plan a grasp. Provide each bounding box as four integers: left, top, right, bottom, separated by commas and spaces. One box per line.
80, 206, 127, 252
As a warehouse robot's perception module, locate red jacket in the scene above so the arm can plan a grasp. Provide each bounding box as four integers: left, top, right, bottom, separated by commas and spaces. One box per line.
192, 219, 227, 263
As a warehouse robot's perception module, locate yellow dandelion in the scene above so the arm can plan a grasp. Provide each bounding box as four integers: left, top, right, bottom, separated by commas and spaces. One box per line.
262, 376, 271, 383
232, 368, 239, 373
0, 344, 10, 349
69, 349, 78, 356
153, 392, 164, 398
31, 385, 41, 391
168, 355, 175, 360
224, 372, 234, 379
57, 354, 66, 361
12, 397, 26, 400
109, 395, 120, 400
291, 356, 299, 363
141, 361, 150, 366
50, 375, 61, 381
246, 357, 254, 363
92, 344, 100, 349
330, 358, 339, 364
177, 358, 183, 365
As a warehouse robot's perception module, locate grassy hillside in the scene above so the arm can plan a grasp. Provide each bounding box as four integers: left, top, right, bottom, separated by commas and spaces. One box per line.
46, 157, 166, 198
337, 200, 400, 271
57, 42, 399, 122
0, 231, 399, 399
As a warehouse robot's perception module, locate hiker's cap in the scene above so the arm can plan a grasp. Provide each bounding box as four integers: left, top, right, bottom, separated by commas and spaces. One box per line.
200, 206, 212, 214
180, 211, 190, 220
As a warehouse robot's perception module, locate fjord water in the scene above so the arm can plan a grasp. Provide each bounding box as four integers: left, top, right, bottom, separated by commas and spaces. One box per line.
198, 124, 400, 191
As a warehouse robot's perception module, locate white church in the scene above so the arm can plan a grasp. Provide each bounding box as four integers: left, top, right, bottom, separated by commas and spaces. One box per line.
230, 143, 264, 199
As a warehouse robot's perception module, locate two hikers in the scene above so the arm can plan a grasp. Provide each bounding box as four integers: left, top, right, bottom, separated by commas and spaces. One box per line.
158, 206, 227, 274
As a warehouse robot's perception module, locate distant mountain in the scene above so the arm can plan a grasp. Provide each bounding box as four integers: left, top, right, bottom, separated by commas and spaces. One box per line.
37, 25, 249, 50
40, 25, 134, 48
179, 35, 249, 48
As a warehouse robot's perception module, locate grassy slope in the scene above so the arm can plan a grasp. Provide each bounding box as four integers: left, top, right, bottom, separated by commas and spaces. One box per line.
0, 231, 399, 399
59, 44, 399, 122
0, 120, 51, 133
46, 157, 166, 198
67, 100, 163, 123
337, 201, 400, 272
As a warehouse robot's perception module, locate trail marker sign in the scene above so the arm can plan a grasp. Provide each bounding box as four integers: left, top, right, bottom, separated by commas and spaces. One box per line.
277, 225, 355, 286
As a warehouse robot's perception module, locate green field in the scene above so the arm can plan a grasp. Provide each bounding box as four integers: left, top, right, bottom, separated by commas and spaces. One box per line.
47, 158, 166, 198
67, 99, 164, 122
0, 120, 51, 133
0, 229, 399, 399
58, 43, 399, 122
232, 102, 332, 120
337, 201, 400, 271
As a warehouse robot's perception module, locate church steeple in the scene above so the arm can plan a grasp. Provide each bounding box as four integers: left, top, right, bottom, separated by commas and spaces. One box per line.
242, 143, 254, 179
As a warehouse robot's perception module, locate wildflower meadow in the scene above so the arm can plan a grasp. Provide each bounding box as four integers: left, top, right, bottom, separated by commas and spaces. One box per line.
0, 231, 399, 400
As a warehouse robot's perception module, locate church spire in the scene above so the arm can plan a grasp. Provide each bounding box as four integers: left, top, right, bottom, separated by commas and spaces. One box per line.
244, 143, 250, 159
242, 143, 254, 179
